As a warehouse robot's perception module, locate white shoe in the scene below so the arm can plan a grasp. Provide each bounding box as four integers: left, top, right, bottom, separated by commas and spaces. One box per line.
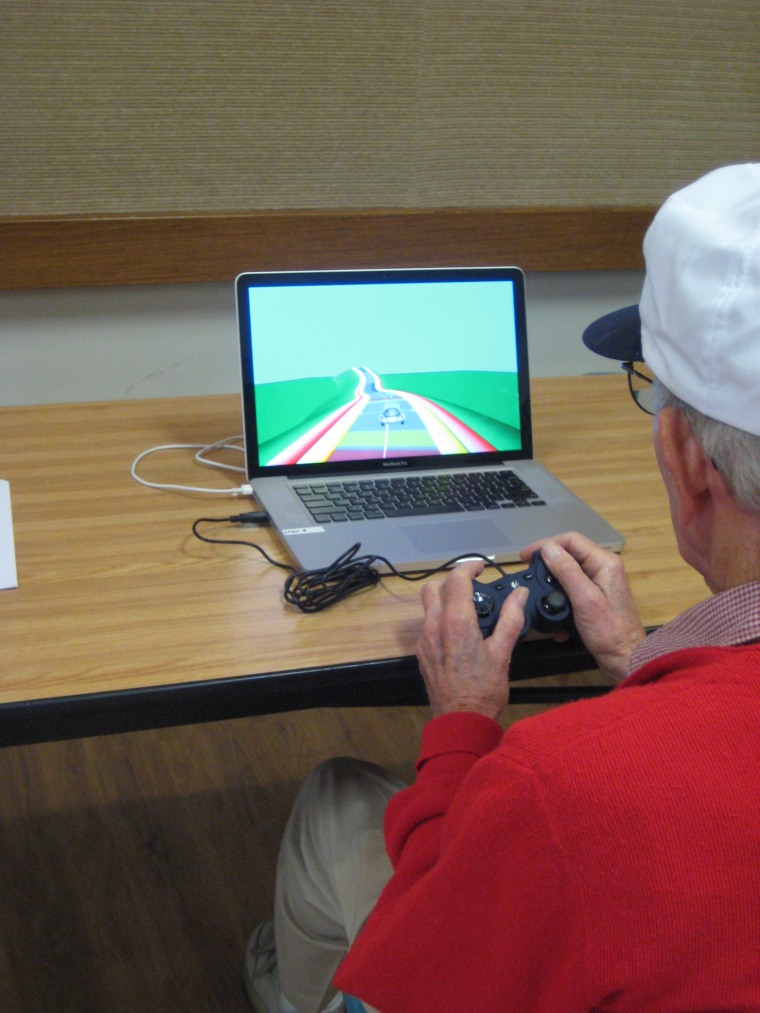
244, 917, 346, 1013
244, 917, 288, 1013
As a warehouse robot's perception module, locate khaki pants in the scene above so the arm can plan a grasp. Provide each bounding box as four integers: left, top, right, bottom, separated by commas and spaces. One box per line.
274, 757, 406, 1013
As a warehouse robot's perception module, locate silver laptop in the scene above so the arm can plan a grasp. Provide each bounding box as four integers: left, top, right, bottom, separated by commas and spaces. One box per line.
236, 266, 624, 572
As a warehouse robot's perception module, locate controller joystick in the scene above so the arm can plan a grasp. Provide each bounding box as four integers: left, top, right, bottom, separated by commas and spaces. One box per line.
472, 550, 574, 640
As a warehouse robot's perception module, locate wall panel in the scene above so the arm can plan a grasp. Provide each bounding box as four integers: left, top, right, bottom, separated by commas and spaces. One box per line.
3, 1, 758, 287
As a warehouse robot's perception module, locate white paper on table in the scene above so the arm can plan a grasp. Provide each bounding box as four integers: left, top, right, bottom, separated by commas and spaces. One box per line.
0, 480, 19, 589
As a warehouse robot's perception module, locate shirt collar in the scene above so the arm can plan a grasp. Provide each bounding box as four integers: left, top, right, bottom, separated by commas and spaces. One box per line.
629, 581, 760, 673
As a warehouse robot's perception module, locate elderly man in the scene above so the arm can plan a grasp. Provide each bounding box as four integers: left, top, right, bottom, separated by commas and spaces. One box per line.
245, 163, 760, 1013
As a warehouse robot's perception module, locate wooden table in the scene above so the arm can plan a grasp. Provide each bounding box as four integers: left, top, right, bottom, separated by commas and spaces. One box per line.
0, 376, 706, 746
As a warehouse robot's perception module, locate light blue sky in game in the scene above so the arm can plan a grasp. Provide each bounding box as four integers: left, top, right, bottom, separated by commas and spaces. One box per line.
247, 279, 519, 384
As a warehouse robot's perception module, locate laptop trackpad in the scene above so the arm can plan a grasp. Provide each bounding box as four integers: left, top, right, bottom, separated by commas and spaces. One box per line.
402, 519, 510, 556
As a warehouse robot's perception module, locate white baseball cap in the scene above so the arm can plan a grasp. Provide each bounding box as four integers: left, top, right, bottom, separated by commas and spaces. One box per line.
582, 163, 760, 436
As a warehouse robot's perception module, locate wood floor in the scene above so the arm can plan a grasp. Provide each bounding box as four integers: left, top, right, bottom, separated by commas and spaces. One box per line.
0, 702, 556, 1012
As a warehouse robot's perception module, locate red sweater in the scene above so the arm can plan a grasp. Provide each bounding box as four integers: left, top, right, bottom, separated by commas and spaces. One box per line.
336, 645, 760, 1012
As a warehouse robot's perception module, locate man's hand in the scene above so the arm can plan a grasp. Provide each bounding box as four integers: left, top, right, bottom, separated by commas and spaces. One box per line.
416, 561, 529, 719
523, 534, 646, 682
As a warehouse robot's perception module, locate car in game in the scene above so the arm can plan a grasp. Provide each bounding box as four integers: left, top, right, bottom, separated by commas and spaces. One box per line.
379, 405, 405, 425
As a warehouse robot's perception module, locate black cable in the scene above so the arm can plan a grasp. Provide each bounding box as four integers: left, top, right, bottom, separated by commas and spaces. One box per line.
191, 515, 295, 572
285, 544, 507, 612
283, 543, 382, 612
192, 515, 507, 613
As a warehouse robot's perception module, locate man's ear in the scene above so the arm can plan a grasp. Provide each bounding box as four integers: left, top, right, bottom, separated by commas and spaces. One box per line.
654, 407, 714, 531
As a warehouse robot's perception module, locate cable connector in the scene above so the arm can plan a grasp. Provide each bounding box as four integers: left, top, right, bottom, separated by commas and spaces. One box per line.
232, 483, 254, 498
229, 510, 269, 524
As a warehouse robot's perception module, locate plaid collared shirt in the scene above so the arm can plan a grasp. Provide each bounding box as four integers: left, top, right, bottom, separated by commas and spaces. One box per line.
630, 581, 760, 673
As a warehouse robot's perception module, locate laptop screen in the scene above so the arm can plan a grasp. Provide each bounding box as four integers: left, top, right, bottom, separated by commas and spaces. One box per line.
237, 267, 532, 478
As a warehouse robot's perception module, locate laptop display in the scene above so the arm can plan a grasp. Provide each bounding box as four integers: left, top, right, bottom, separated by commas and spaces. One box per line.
239, 268, 531, 477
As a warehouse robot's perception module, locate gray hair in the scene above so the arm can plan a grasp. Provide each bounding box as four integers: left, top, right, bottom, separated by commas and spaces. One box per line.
653, 380, 760, 512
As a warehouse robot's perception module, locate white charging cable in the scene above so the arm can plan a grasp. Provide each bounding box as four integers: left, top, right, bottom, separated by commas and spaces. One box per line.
130, 436, 254, 497
193, 436, 246, 473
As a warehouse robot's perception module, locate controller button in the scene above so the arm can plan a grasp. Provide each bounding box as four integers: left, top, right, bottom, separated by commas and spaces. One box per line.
473, 591, 495, 617
542, 590, 567, 615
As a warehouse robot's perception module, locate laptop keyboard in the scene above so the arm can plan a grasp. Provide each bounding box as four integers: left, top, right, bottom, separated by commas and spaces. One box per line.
295, 470, 546, 524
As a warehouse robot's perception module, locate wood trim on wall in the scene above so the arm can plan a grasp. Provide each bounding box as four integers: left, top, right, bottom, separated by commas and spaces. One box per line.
0, 208, 652, 291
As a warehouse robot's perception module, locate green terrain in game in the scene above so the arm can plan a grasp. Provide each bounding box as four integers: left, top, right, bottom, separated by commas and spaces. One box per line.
256, 369, 523, 463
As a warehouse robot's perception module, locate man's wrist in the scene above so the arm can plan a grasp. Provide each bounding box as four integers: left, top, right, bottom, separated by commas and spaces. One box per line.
431, 696, 506, 720
599, 628, 647, 682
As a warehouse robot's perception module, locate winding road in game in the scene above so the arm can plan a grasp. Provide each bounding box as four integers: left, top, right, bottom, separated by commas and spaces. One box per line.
268, 367, 495, 465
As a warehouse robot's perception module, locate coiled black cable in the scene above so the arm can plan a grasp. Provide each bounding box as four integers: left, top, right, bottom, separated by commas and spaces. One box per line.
193, 518, 505, 614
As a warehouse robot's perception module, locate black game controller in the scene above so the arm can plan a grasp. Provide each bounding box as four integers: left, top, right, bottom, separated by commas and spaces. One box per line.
472, 550, 573, 640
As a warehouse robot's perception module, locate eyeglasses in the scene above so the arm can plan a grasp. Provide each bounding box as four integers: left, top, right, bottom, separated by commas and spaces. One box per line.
622, 362, 655, 415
